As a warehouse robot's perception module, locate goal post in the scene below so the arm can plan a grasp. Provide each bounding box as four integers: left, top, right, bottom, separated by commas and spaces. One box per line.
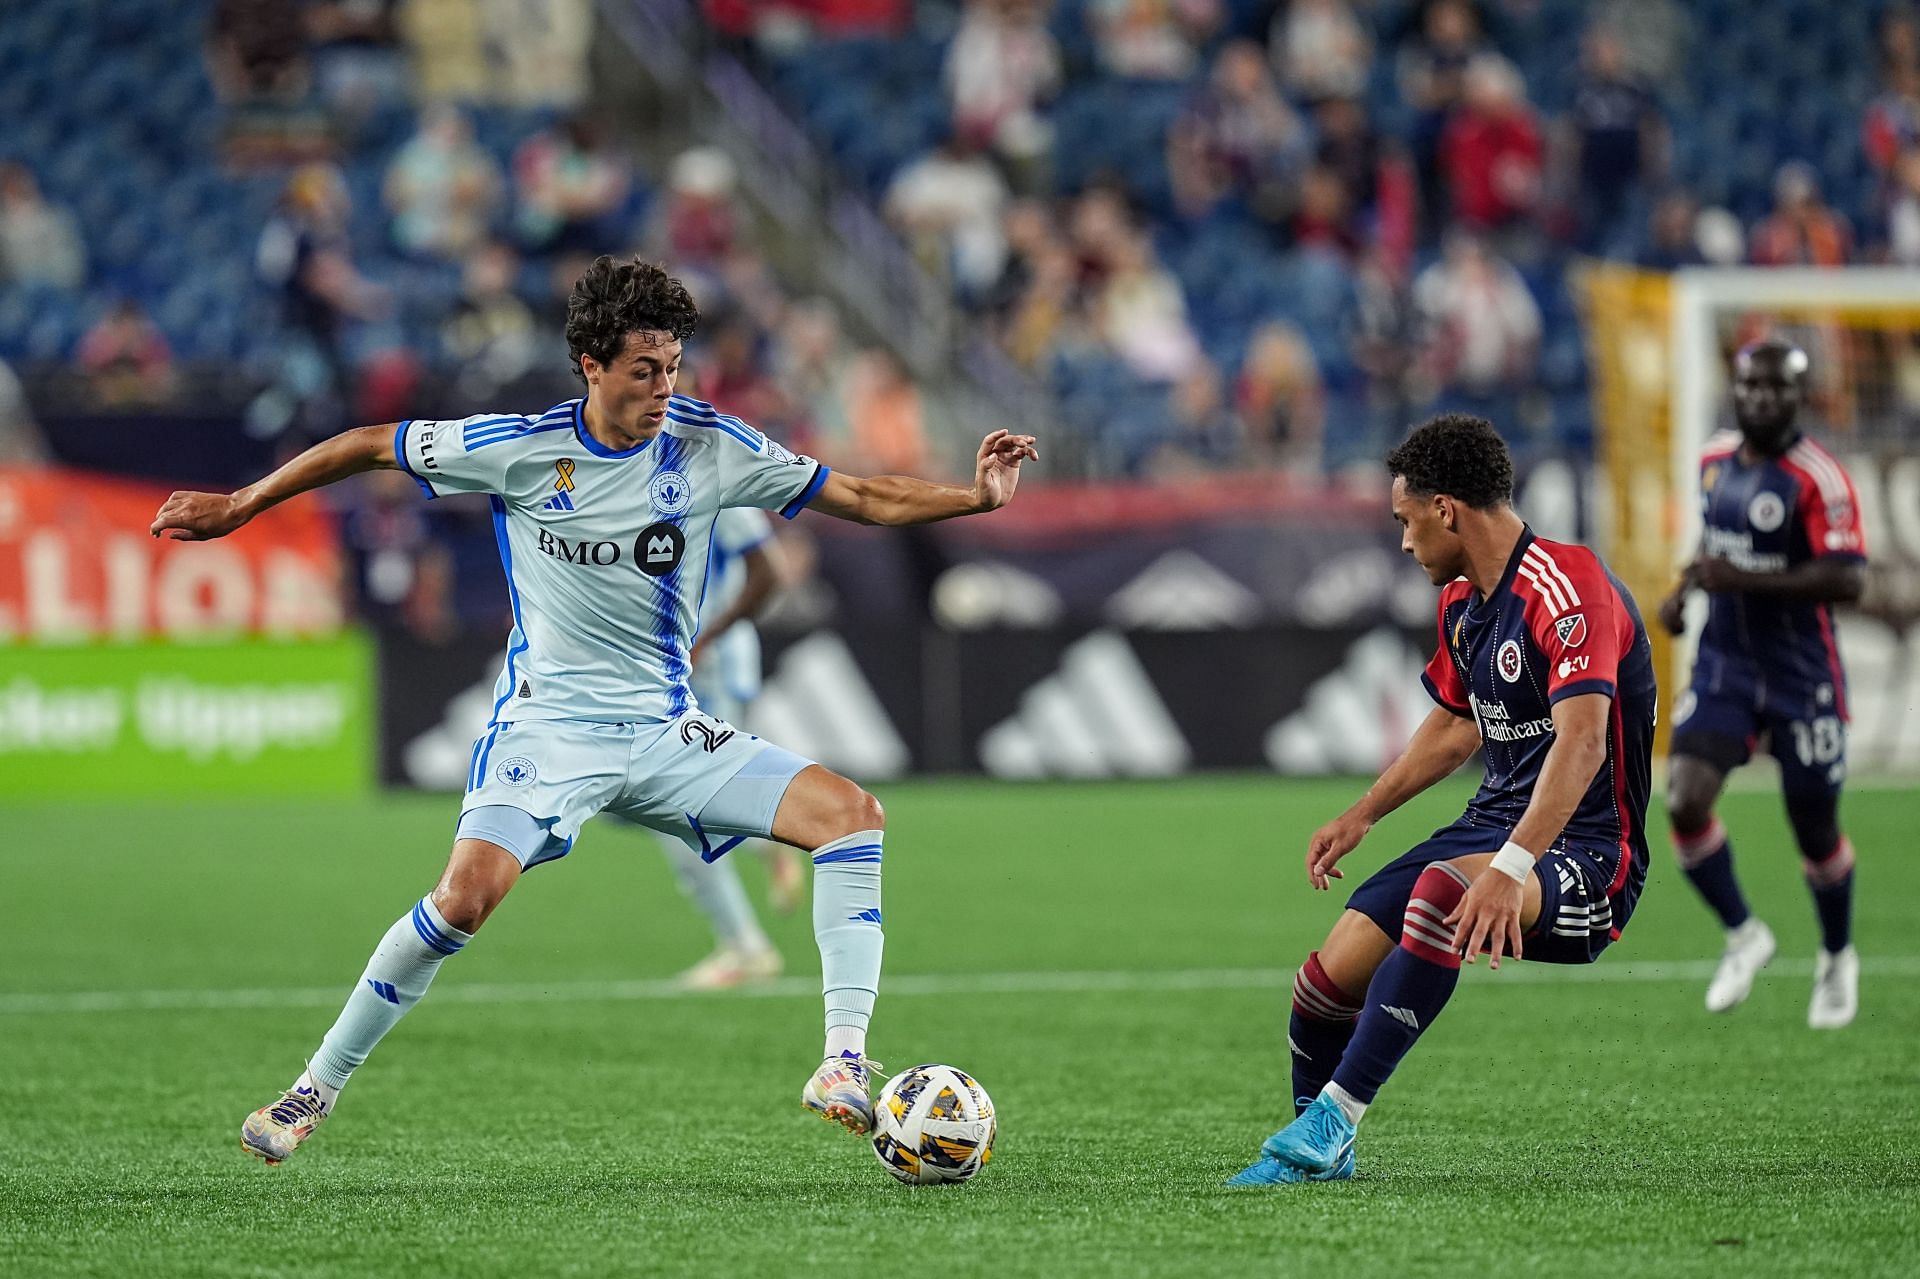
1581, 262, 1920, 772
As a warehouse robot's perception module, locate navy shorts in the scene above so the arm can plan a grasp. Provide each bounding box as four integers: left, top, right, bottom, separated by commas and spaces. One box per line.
1669, 681, 1846, 797
1345, 818, 1634, 966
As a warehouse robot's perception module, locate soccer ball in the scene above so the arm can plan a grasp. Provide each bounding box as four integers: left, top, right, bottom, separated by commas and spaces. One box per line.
869, 1063, 996, 1185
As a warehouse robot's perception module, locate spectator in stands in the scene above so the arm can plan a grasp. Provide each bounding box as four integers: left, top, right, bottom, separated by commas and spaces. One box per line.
1292, 164, 1361, 259
1637, 189, 1708, 270
1271, 0, 1372, 104
1864, 63, 1920, 188
254, 164, 388, 437
1878, 4, 1920, 81
0, 356, 47, 465
1001, 235, 1085, 368
339, 469, 457, 642
513, 114, 635, 254
206, 0, 309, 102
885, 131, 1011, 300
384, 106, 503, 261
772, 298, 854, 446
844, 348, 929, 476
0, 164, 85, 290
1157, 357, 1240, 470
1563, 25, 1666, 253
1439, 54, 1543, 244
693, 309, 791, 431
655, 147, 742, 271
944, 0, 1061, 194
1882, 146, 1920, 267
1235, 320, 1325, 471
1750, 161, 1852, 267
1396, 0, 1490, 234
443, 241, 540, 399
305, 0, 407, 125
1412, 229, 1541, 403
1097, 227, 1202, 383
76, 300, 177, 408
1085, 0, 1223, 82
1166, 39, 1311, 225
1313, 95, 1380, 223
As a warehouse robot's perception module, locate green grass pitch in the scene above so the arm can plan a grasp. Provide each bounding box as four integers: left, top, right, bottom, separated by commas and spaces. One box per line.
3, 777, 1917, 1276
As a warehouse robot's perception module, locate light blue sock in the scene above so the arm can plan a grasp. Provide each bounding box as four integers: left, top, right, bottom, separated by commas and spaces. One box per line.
658, 831, 771, 953
308, 897, 472, 1091
811, 829, 883, 1058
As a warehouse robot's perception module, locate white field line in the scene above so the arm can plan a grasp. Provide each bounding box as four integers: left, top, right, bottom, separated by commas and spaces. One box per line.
3, 956, 1917, 1016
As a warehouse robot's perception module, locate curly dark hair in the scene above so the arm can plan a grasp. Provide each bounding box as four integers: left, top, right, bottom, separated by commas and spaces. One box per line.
564, 256, 700, 383
1385, 414, 1514, 509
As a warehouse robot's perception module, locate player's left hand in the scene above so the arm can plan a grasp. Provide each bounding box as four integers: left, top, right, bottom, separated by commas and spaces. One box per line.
972, 430, 1039, 512
1688, 555, 1749, 594
1446, 869, 1525, 969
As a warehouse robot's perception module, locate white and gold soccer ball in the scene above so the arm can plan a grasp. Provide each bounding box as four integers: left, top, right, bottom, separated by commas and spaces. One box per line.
869, 1063, 996, 1185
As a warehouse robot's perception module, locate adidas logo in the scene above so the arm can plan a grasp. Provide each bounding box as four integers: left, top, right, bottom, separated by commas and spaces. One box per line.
541, 491, 575, 512
366, 979, 399, 1004
751, 633, 910, 779
978, 631, 1190, 779
847, 908, 883, 924
1287, 1035, 1309, 1061
1379, 1004, 1421, 1031
932, 562, 1064, 628
1105, 550, 1261, 629
1265, 628, 1429, 774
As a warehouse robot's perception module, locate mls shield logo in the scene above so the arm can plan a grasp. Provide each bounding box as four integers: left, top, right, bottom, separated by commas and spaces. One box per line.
1554, 613, 1588, 648
1496, 638, 1525, 683
495, 757, 537, 787
649, 469, 693, 516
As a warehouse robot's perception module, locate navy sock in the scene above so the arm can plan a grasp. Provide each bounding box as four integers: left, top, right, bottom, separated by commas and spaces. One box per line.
1289, 952, 1361, 1115
1330, 863, 1467, 1106
1805, 838, 1856, 954
1675, 819, 1751, 930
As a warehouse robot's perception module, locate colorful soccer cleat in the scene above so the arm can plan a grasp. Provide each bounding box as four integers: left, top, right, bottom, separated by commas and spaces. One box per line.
1225, 1143, 1356, 1187
1807, 945, 1858, 1029
240, 1084, 330, 1165
1705, 917, 1776, 1013
674, 944, 782, 991
1256, 1091, 1357, 1176
802, 1051, 881, 1135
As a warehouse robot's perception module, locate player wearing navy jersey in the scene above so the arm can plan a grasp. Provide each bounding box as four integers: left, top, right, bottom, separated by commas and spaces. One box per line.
149, 257, 1039, 1164
1656, 339, 1867, 1028
1229, 415, 1656, 1187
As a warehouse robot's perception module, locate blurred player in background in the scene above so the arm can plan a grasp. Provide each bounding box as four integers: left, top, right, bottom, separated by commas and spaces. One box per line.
1229, 414, 1656, 1186
150, 256, 1038, 1165
634, 505, 806, 990
1657, 338, 1867, 1027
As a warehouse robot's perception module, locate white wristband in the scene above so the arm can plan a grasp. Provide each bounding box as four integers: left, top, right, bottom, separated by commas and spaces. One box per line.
1489, 841, 1534, 884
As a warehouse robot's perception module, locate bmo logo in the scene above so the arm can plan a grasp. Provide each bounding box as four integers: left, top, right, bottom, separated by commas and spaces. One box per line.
536, 528, 621, 565
634, 522, 687, 577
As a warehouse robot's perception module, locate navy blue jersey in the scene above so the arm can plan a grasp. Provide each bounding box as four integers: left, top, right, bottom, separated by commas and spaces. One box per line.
1421, 530, 1657, 905
1693, 430, 1866, 714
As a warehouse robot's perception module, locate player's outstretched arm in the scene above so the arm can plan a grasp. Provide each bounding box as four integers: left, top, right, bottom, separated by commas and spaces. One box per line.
149, 423, 400, 541
1305, 706, 1481, 889
1447, 691, 1611, 967
805, 429, 1039, 527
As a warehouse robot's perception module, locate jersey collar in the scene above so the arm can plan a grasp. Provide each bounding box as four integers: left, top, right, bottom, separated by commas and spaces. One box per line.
572, 399, 656, 460
1468, 525, 1536, 616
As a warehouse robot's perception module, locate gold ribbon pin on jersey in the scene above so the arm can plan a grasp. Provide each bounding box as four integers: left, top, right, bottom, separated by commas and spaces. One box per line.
554, 459, 576, 492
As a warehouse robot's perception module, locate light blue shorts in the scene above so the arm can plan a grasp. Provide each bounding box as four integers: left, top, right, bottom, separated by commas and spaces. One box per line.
455, 709, 812, 870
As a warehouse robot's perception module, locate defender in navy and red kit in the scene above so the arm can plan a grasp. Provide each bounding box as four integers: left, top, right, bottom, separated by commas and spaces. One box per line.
1657, 339, 1868, 1029
1229, 414, 1656, 1188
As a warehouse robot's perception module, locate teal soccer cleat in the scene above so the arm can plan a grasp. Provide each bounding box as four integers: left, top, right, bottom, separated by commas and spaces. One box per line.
1225, 1143, 1355, 1187
1258, 1091, 1357, 1175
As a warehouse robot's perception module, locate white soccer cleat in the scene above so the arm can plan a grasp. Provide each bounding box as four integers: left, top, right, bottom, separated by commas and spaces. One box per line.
1808, 946, 1859, 1029
802, 1052, 880, 1135
240, 1084, 330, 1165
1705, 918, 1776, 1013
674, 944, 782, 991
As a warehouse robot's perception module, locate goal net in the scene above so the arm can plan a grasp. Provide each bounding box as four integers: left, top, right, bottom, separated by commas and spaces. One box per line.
1579, 264, 1920, 775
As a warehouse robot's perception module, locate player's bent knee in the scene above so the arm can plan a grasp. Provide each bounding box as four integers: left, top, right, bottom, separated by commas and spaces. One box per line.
432, 839, 521, 933
1401, 862, 1471, 966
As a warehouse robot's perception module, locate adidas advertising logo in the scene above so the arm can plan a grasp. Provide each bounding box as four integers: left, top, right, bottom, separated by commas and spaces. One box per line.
978, 631, 1190, 779
750, 634, 911, 779
1265, 629, 1429, 774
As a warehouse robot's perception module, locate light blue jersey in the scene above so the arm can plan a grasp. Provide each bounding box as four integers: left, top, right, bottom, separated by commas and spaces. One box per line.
701, 506, 775, 706
396, 395, 829, 726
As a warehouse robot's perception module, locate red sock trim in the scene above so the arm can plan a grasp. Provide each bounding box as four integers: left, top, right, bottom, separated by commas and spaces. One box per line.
1672, 817, 1728, 866
1805, 836, 1855, 887
1401, 864, 1468, 969
1292, 951, 1361, 1021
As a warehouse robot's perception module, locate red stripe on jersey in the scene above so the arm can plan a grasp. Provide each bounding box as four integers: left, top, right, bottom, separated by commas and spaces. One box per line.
1607, 697, 1633, 896
1816, 605, 1850, 722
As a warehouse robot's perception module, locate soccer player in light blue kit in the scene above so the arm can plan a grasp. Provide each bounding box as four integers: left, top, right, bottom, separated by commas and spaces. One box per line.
149, 257, 1039, 1163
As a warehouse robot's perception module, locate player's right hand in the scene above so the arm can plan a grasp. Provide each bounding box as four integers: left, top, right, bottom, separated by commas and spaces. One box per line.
1305, 810, 1372, 890
1655, 590, 1688, 636
150, 491, 249, 541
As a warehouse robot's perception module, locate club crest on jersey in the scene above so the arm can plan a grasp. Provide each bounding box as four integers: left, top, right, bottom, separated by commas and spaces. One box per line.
495, 757, 537, 787
1496, 639, 1525, 683
650, 469, 693, 516
1748, 490, 1786, 532
1554, 613, 1588, 647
